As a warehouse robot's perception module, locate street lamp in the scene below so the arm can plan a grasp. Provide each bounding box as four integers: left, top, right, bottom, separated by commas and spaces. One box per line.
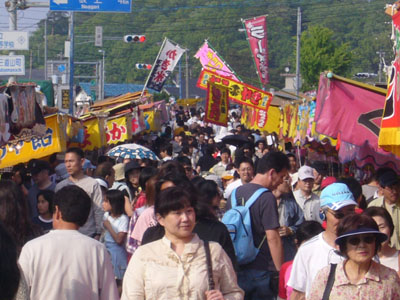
98, 49, 105, 100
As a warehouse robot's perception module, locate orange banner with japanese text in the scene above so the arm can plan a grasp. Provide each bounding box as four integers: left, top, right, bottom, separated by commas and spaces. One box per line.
0, 114, 66, 168
197, 69, 272, 111
204, 82, 229, 127
241, 105, 280, 133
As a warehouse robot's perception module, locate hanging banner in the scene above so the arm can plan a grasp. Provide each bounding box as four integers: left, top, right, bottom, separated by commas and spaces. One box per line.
204, 82, 229, 127
241, 105, 280, 133
194, 41, 241, 82
146, 38, 185, 92
0, 114, 66, 168
379, 11, 400, 157
105, 115, 132, 145
69, 117, 107, 151
197, 69, 273, 111
142, 110, 162, 132
243, 15, 269, 85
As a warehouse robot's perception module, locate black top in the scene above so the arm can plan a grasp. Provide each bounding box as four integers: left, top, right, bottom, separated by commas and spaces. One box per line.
142, 218, 237, 270
228, 183, 280, 272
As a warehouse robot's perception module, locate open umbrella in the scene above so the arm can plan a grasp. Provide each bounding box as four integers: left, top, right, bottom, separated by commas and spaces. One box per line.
107, 143, 160, 161
222, 134, 253, 147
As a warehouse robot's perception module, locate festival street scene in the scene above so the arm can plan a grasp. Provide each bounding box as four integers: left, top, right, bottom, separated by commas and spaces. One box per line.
1, 0, 400, 299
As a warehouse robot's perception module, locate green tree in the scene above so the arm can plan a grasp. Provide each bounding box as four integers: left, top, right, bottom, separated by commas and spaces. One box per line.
300, 25, 352, 91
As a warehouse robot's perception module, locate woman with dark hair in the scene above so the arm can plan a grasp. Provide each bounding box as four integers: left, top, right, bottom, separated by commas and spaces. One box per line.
0, 180, 41, 254
121, 187, 243, 300
32, 190, 54, 233
364, 206, 400, 275
0, 221, 28, 300
309, 214, 400, 299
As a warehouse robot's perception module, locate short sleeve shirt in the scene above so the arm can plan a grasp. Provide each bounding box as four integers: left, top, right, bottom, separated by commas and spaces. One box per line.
230, 183, 280, 271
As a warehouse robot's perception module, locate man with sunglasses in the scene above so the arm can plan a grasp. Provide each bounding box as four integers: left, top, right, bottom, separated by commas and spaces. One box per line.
288, 183, 357, 300
368, 171, 400, 249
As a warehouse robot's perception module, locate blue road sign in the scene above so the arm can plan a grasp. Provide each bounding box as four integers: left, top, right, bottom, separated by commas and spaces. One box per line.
50, 0, 131, 13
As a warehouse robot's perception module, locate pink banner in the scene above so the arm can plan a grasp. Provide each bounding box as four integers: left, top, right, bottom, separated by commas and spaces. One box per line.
244, 16, 269, 85
194, 41, 240, 81
316, 73, 400, 171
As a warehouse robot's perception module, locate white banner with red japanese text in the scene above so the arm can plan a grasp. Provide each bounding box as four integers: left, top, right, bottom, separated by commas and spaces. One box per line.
205, 82, 229, 127
146, 38, 185, 92
243, 16, 269, 85
194, 41, 241, 82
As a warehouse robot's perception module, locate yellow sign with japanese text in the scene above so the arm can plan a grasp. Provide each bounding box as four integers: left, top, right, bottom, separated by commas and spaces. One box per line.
0, 114, 66, 168
197, 69, 272, 111
205, 82, 229, 127
142, 110, 162, 132
69, 117, 107, 151
241, 106, 280, 133
106, 115, 132, 145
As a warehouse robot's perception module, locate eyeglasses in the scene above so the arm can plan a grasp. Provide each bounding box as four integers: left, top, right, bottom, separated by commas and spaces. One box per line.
347, 235, 375, 246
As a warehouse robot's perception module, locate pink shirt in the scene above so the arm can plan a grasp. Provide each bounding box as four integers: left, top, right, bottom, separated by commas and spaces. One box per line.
308, 260, 400, 300
131, 206, 157, 242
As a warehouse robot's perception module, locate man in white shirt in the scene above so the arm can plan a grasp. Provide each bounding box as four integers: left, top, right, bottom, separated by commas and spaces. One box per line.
293, 166, 321, 223
19, 185, 119, 300
288, 183, 357, 300
224, 157, 254, 199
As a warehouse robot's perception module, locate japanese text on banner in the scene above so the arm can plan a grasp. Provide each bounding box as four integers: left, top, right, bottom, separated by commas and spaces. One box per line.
197, 69, 272, 111
205, 82, 229, 127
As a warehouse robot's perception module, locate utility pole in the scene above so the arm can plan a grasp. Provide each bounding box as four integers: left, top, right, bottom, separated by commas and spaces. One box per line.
296, 7, 301, 97
7, 0, 17, 83
377, 51, 385, 83
185, 50, 189, 99
44, 17, 47, 80
68, 12, 75, 115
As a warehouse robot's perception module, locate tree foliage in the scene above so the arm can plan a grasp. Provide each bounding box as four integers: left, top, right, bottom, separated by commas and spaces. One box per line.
300, 25, 352, 90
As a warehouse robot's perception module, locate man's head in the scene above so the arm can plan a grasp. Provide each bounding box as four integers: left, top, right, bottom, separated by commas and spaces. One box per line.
65, 148, 85, 177
53, 185, 91, 228
379, 171, 400, 205
175, 156, 193, 179
298, 166, 315, 195
159, 143, 173, 158
320, 183, 358, 235
255, 151, 290, 190
236, 157, 254, 184
286, 153, 297, 173
94, 162, 115, 189
220, 147, 231, 164
30, 160, 51, 186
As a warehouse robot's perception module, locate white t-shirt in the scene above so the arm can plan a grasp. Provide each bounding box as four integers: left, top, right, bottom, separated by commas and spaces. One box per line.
223, 179, 243, 199
287, 232, 344, 297
103, 212, 129, 243
19, 230, 119, 300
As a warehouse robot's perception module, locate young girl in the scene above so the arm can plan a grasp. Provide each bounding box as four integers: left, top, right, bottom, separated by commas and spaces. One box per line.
32, 190, 54, 233
102, 189, 129, 286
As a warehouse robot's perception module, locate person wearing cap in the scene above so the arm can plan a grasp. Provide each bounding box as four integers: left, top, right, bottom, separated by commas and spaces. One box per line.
27, 160, 56, 219
55, 147, 103, 240
368, 171, 400, 250
308, 213, 400, 299
293, 166, 321, 223
288, 183, 357, 300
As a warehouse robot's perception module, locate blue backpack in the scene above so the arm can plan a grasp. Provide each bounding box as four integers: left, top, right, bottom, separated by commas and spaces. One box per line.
222, 187, 268, 265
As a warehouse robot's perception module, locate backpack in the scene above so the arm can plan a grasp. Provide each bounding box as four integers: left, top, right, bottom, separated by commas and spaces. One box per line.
222, 187, 268, 265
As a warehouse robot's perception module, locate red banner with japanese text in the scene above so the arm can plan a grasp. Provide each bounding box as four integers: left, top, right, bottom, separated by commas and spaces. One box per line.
243, 16, 269, 85
146, 38, 185, 92
204, 82, 229, 127
197, 69, 273, 111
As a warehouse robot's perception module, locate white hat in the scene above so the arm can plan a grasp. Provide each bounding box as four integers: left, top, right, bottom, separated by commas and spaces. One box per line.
298, 166, 315, 181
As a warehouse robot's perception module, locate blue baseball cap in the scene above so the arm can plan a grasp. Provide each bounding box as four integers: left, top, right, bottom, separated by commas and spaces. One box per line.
320, 183, 357, 211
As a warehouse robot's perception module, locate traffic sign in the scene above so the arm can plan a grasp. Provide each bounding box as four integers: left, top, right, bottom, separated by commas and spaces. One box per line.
0, 31, 29, 51
50, 0, 132, 13
0, 55, 25, 75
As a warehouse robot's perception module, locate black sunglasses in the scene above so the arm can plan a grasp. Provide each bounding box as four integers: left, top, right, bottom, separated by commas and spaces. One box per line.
347, 235, 375, 246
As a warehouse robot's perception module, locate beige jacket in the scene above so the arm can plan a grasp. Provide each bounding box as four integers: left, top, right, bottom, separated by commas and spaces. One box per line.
121, 234, 244, 300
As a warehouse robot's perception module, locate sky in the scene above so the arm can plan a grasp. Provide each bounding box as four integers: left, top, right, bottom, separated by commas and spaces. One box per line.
0, 0, 49, 32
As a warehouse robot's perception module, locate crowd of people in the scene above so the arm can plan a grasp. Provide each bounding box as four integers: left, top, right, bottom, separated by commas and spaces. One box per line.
1, 106, 400, 300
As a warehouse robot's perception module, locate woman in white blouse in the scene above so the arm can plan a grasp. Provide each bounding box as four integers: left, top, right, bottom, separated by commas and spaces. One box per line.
121, 186, 243, 300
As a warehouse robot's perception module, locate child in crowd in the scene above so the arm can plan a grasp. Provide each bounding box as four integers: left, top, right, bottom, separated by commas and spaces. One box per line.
32, 190, 54, 233
102, 189, 129, 288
